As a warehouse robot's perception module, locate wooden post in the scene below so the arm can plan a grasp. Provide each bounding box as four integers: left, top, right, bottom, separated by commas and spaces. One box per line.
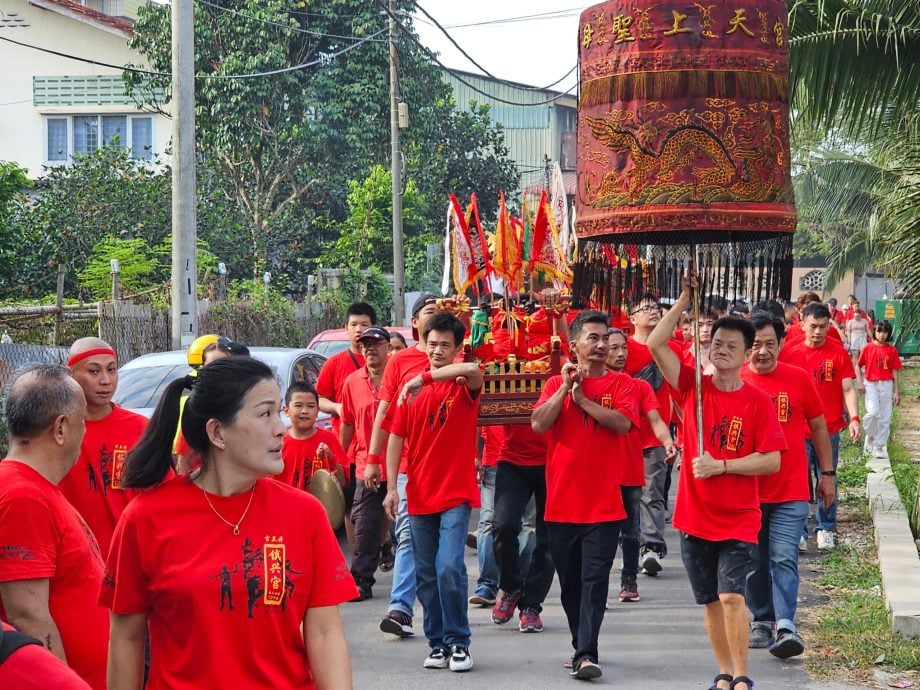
53, 263, 65, 346
690, 245, 704, 459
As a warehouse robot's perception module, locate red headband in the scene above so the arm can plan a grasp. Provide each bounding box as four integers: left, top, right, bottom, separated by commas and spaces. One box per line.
67, 347, 117, 367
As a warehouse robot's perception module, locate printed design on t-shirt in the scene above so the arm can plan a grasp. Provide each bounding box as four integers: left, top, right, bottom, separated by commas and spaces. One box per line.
817, 359, 834, 382
426, 395, 455, 431
86, 443, 127, 495
211, 536, 303, 617
882, 355, 890, 370
76, 513, 104, 565
0, 544, 36, 561
710, 415, 747, 453
770, 392, 793, 424
582, 392, 613, 430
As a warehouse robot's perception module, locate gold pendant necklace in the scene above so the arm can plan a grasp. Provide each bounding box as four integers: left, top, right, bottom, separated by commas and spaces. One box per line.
200, 483, 256, 536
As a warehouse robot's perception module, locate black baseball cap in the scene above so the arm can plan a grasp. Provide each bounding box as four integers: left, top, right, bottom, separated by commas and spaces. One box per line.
357, 326, 391, 342
412, 293, 439, 318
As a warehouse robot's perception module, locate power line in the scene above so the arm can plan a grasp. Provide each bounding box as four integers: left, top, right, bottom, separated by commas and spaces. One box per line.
193, 0, 388, 42
0, 29, 386, 80
413, 3, 575, 92
384, 9, 577, 107
445, 7, 584, 29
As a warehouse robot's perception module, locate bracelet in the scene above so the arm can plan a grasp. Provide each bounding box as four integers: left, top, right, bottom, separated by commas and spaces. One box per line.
421, 371, 434, 385
851, 415, 860, 423
822, 470, 837, 477
723, 460, 728, 475
367, 453, 382, 465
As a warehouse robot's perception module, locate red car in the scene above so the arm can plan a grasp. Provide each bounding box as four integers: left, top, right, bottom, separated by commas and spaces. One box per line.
307, 327, 415, 357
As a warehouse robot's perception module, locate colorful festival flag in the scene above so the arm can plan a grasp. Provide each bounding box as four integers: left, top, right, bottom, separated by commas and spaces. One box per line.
550, 161, 570, 262
464, 193, 492, 289
530, 190, 573, 282
445, 194, 477, 295
491, 191, 522, 292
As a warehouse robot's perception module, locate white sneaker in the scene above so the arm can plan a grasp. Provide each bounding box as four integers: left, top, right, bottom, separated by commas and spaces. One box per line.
448, 645, 473, 672
423, 647, 449, 669
798, 536, 808, 552
640, 549, 662, 576
873, 446, 887, 458
816, 530, 835, 550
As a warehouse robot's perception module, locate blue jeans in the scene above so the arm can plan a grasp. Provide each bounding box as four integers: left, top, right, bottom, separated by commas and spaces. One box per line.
620, 485, 642, 579
475, 465, 498, 597
388, 473, 416, 616
806, 432, 840, 533
746, 500, 809, 633
410, 503, 473, 649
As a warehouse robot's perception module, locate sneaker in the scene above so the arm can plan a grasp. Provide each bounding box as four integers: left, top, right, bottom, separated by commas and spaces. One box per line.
468, 590, 496, 607
873, 445, 887, 458
518, 607, 544, 633
769, 629, 805, 659
798, 536, 808, 553
817, 529, 836, 550
448, 645, 473, 672
380, 610, 415, 638
491, 589, 522, 624
350, 581, 373, 602
640, 548, 662, 576
618, 576, 640, 602
749, 624, 774, 649
570, 659, 603, 680
378, 541, 395, 573
423, 647, 449, 669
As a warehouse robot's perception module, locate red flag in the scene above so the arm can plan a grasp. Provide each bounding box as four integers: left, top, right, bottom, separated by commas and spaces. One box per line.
530, 190, 572, 283
492, 191, 522, 291
464, 193, 491, 288
447, 194, 478, 295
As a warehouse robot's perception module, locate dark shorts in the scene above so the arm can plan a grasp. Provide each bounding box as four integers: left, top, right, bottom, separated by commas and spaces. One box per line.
680, 533, 756, 605
343, 462, 357, 511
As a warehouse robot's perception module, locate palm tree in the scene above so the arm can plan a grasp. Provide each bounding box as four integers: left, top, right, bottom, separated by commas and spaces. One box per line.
787, 0, 920, 293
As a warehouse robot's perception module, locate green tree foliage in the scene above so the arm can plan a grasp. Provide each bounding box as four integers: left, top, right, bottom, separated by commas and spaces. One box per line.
78, 237, 158, 300
789, 0, 920, 293
0, 162, 31, 298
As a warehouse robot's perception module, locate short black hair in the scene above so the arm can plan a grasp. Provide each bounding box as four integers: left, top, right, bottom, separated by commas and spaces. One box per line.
750, 311, 786, 341
346, 302, 377, 324
422, 312, 466, 346
389, 331, 408, 347
4, 364, 78, 439
875, 319, 894, 340
698, 306, 720, 321
711, 316, 755, 349
285, 381, 318, 405
801, 303, 831, 321
628, 292, 660, 313
569, 309, 609, 341
753, 300, 785, 320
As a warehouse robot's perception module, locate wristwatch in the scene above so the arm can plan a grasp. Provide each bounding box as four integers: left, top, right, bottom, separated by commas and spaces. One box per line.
822, 470, 837, 477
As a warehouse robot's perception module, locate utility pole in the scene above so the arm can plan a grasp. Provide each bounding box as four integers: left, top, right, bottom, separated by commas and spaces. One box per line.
171, 0, 198, 350
389, 0, 406, 324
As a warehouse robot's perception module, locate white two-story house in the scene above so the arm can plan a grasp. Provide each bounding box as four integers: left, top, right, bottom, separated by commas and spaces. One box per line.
0, 0, 170, 177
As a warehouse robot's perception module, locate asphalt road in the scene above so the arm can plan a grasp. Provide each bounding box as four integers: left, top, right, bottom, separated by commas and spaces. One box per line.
338, 509, 864, 689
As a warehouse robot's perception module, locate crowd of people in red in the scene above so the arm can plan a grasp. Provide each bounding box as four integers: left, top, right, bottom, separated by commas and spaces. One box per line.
0, 282, 902, 690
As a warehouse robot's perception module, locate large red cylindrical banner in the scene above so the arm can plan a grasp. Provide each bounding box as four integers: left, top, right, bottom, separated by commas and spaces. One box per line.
576, 0, 795, 244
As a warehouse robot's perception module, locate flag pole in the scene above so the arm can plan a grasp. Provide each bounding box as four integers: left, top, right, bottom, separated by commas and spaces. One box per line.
690, 245, 704, 459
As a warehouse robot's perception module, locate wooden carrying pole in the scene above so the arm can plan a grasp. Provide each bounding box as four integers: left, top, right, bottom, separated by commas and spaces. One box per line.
689, 245, 704, 458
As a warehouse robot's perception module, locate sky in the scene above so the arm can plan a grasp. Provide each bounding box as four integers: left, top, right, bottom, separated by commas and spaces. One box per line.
412, 1, 583, 94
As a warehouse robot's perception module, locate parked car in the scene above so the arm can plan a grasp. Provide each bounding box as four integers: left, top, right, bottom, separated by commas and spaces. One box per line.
113, 347, 331, 428
307, 327, 415, 357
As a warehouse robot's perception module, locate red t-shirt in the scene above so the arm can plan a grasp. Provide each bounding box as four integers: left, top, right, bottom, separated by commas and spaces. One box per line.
780, 339, 855, 434
278, 430, 348, 490
339, 367, 383, 480
378, 346, 431, 474
100, 476, 357, 690
388, 381, 481, 515
315, 349, 365, 436
57, 404, 147, 557
480, 427, 504, 468
672, 367, 787, 543
534, 371, 640, 523
622, 378, 659, 486
0, 461, 109, 690
740, 362, 825, 503
626, 338, 679, 447
0, 623, 92, 690
498, 424, 548, 466
858, 342, 902, 382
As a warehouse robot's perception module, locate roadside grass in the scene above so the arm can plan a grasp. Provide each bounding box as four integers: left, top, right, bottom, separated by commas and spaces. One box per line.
803, 370, 920, 680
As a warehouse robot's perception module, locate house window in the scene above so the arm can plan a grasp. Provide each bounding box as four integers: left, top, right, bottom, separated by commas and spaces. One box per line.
43, 114, 155, 164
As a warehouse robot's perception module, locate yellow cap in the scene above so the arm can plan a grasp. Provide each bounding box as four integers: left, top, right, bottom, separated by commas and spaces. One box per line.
187, 334, 219, 367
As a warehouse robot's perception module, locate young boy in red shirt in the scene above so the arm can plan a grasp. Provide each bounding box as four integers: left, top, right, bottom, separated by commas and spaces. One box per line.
648, 274, 786, 690
858, 319, 903, 457
278, 383, 347, 490
383, 312, 483, 673
532, 310, 640, 681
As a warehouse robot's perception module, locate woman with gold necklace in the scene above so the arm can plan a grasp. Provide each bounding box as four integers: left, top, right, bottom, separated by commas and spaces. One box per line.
102, 357, 356, 689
